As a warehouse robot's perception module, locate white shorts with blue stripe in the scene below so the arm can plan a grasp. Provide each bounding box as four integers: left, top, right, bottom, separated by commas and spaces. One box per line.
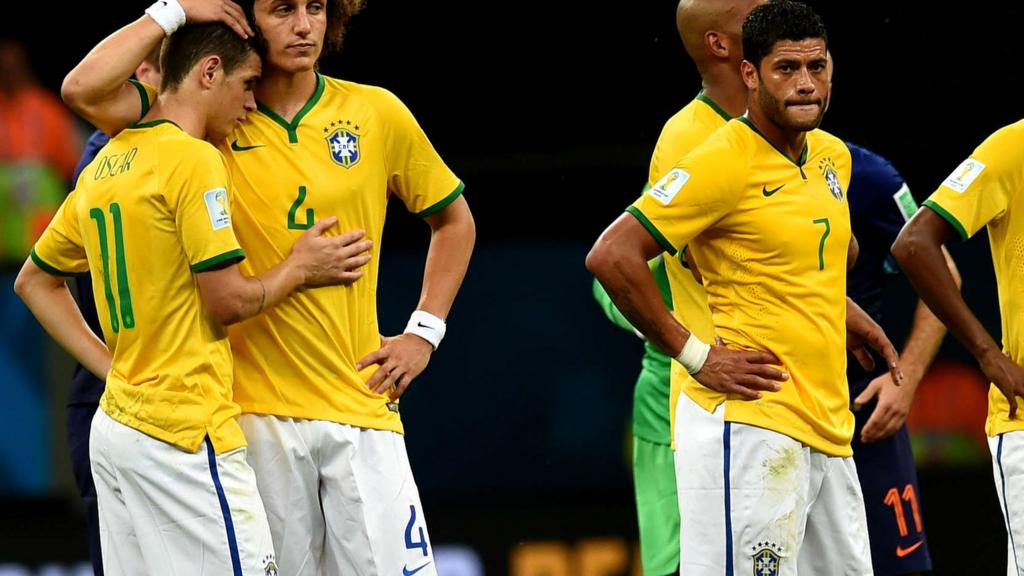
239, 414, 435, 576
674, 392, 873, 575
989, 431, 1024, 576
90, 408, 277, 576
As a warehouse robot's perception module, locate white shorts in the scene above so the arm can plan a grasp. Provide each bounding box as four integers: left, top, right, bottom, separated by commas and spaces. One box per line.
988, 431, 1024, 576
674, 393, 872, 575
90, 409, 276, 576
239, 414, 434, 576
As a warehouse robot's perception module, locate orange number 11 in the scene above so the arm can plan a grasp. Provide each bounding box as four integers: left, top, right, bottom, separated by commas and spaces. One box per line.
884, 484, 923, 537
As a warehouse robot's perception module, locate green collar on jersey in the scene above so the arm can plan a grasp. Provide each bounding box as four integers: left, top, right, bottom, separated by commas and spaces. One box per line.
736, 115, 809, 169
129, 118, 182, 131
256, 73, 326, 144
696, 91, 732, 122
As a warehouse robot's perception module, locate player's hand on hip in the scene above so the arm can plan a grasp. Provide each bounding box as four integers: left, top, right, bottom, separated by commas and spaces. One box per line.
692, 343, 787, 401
179, 0, 255, 38
855, 372, 915, 443
979, 350, 1024, 419
357, 334, 433, 400
846, 299, 903, 385
292, 217, 373, 286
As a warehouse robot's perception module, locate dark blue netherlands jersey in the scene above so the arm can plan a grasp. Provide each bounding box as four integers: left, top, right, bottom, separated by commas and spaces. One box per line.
845, 142, 918, 392
67, 129, 109, 405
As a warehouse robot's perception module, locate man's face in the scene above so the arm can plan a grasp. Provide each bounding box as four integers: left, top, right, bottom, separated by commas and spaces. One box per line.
749, 38, 829, 131
208, 52, 261, 142
254, 0, 327, 74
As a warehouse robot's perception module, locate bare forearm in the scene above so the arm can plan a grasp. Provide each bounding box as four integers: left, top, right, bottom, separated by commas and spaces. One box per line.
257, 260, 306, 314
894, 219, 996, 360
17, 277, 110, 378
588, 242, 687, 356
416, 213, 475, 319
898, 299, 946, 386
62, 16, 163, 131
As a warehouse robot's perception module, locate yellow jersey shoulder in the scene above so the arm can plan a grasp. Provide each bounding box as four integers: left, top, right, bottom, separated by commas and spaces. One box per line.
649, 96, 731, 183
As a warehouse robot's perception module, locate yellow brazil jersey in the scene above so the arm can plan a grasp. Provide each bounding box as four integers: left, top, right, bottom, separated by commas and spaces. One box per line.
217, 74, 462, 433
647, 92, 728, 444
630, 117, 854, 456
921, 119, 1024, 437
31, 120, 247, 454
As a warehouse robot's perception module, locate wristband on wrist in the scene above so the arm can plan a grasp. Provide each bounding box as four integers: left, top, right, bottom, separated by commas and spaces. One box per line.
674, 333, 711, 374
145, 0, 187, 36
404, 310, 446, 350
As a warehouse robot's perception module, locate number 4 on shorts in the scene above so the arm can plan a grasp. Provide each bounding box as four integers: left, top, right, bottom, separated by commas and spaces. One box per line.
405, 504, 429, 556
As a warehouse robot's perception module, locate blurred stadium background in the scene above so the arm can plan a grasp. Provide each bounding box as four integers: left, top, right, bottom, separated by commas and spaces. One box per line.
1, 1, 1021, 574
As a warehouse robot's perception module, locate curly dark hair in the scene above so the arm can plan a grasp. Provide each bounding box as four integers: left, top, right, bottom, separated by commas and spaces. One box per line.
239, 0, 365, 58
742, 0, 827, 68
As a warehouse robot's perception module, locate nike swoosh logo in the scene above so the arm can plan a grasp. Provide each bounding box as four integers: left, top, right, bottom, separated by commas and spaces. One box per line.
895, 539, 924, 557
230, 140, 264, 152
417, 322, 431, 329
403, 562, 431, 576
762, 184, 785, 197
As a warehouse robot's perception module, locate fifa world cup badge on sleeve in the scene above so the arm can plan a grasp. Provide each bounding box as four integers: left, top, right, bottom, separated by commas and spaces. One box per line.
647, 168, 690, 205
204, 188, 232, 230
942, 158, 986, 193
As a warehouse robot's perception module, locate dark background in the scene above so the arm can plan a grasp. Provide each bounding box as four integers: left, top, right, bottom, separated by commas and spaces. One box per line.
2, 1, 1021, 573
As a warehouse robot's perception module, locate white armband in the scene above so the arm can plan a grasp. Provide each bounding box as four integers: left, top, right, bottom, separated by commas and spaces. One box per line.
674, 334, 711, 375
404, 310, 446, 350
145, 0, 187, 36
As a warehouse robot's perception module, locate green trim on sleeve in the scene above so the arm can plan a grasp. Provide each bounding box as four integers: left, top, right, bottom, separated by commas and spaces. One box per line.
128, 79, 151, 118
30, 248, 78, 277
191, 249, 246, 272
415, 181, 465, 218
625, 206, 677, 256
922, 199, 970, 241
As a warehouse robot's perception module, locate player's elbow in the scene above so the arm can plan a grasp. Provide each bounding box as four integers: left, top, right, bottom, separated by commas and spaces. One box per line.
13, 265, 31, 301
890, 226, 922, 271
585, 239, 618, 281
60, 72, 90, 113
206, 298, 248, 327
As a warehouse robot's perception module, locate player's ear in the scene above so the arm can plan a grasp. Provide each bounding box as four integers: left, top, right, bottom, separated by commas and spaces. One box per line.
740, 59, 758, 90
197, 55, 224, 90
705, 30, 730, 59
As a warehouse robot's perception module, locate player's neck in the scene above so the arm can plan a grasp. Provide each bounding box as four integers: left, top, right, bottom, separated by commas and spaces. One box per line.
744, 105, 807, 164
144, 96, 207, 141
700, 67, 747, 118
255, 69, 320, 123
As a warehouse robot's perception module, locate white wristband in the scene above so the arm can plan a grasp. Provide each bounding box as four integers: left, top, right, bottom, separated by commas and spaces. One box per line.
675, 334, 711, 375
404, 310, 446, 350
145, 0, 187, 36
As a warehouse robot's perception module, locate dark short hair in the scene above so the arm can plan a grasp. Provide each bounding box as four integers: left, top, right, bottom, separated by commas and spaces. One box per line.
238, 0, 365, 58
160, 23, 257, 92
742, 0, 827, 68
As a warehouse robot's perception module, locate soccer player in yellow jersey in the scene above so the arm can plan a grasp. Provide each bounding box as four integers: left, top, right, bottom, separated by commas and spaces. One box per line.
893, 121, 1024, 574
62, 1, 475, 574
602, 2, 762, 573
15, 23, 368, 576
588, 2, 900, 573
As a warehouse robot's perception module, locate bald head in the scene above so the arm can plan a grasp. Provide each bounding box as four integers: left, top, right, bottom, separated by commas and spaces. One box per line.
676, 0, 766, 72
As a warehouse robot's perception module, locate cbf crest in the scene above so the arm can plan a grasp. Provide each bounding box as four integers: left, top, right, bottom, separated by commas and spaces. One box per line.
262, 554, 278, 576
818, 156, 844, 201
323, 119, 361, 168
751, 541, 784, 576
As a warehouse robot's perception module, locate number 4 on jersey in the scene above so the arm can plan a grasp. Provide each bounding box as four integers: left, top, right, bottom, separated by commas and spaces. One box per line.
288, 186, 316, 230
